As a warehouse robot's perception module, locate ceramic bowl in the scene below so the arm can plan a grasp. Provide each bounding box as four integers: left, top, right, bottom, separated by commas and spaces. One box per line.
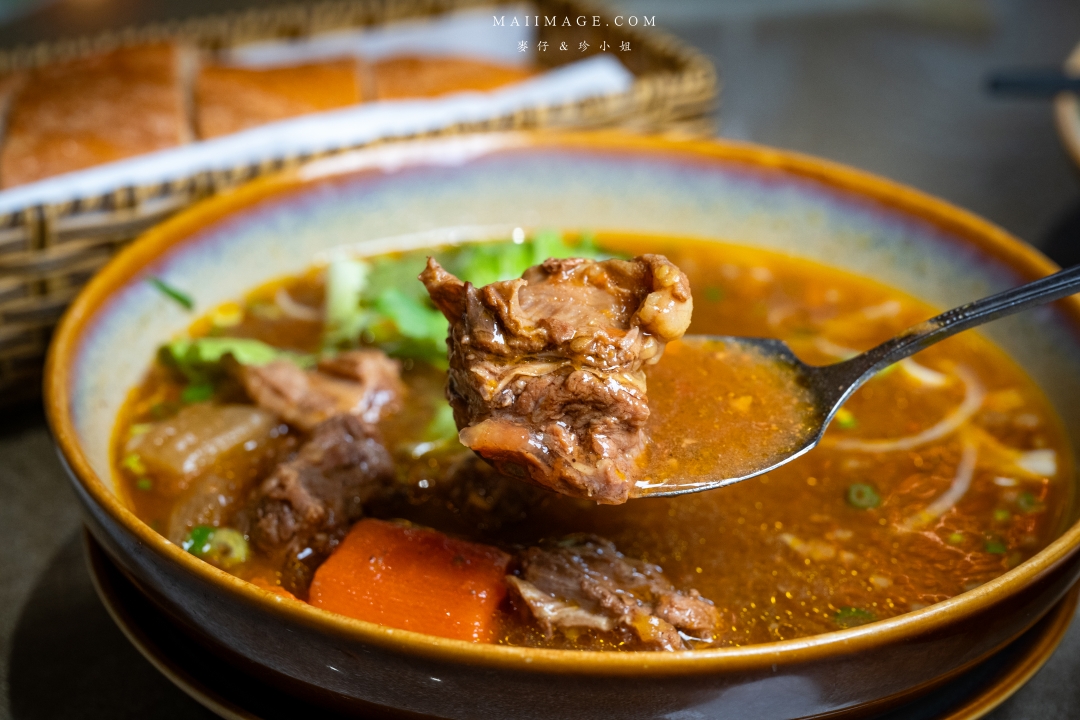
46, 132, 1080, 720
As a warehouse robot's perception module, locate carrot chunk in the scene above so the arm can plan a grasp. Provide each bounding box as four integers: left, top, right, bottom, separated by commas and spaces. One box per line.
309, 519, 511, 642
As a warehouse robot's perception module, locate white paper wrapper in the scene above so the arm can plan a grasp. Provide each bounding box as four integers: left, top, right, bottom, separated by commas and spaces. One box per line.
224, 4, 536, 67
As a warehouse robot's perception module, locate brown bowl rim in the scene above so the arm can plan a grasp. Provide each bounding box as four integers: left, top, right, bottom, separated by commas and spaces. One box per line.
45, 130, 1080, 677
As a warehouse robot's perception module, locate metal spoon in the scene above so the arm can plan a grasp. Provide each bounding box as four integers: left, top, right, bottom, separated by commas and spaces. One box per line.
643, 263, 1080, 497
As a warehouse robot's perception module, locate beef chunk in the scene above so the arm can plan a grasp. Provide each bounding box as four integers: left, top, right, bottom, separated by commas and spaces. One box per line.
238, 414, 394, 595
237, 349, 404, 431
369, 451, 555, 539
506, 535, 720, 651
420, 255, 692, 504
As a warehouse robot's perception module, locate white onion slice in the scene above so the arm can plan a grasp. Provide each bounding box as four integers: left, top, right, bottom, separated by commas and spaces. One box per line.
274, 287, 322, 322
899, 358, 949, 387
814, 337, 858, 360
861, 300, 902, 320
1016, 449, 1057, 478
902, 437, 978, 531
814, 338, 947, 388
832, 366, 986, 452
967, 427, 1056, 480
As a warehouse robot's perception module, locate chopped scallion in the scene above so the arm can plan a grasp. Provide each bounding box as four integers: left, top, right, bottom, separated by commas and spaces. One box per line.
1017, 491, 1043, 513
122, 453, 146, 475
846, 483, 881, 509
128, 423, 152, 437
834, 607, 876, 628
148, 277, 194, 311
183, 525, 249, 568
182, 525, 213, 554
985, 537, 1007, 555
835, 408, 857, 430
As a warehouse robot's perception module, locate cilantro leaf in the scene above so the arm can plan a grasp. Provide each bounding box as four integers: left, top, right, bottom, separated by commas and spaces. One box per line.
318, 232, 615, 361
370, 288, 448, 364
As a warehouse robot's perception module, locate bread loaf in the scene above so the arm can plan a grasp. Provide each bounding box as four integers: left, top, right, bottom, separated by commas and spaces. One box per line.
0, 44, 189, 189
195, 58, 364, 139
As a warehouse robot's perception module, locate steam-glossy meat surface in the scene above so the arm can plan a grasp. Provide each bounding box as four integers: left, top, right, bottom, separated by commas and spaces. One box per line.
237, 349, 404, 431
421, 255, 692, 503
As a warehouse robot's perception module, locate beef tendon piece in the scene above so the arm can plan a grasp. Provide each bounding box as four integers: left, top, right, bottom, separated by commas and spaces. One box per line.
506, 535, 720, 651
420, 255, 693, 504
238, 414, 394, 596
237, 349, 404, 431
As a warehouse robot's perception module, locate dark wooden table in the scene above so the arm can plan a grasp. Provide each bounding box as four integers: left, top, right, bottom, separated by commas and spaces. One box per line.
3, 0, 1080, 717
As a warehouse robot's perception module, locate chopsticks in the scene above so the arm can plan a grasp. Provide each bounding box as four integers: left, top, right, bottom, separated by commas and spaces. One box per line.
986, 68, 1080, 97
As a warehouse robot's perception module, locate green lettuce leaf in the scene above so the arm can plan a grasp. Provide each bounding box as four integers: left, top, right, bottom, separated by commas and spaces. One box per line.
160, 337, 314, 383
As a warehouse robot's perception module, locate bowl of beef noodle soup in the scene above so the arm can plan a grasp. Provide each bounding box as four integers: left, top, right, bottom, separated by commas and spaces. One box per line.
46, 133, 1080, 719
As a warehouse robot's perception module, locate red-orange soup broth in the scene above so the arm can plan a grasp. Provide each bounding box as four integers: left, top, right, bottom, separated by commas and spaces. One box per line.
114, 236, 1073, 649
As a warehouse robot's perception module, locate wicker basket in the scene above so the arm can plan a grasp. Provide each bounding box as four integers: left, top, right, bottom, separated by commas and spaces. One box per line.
0, 0, 717, 405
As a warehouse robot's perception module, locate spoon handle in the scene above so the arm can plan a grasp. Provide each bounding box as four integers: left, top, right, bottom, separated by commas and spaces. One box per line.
825, 264, 1080, 395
